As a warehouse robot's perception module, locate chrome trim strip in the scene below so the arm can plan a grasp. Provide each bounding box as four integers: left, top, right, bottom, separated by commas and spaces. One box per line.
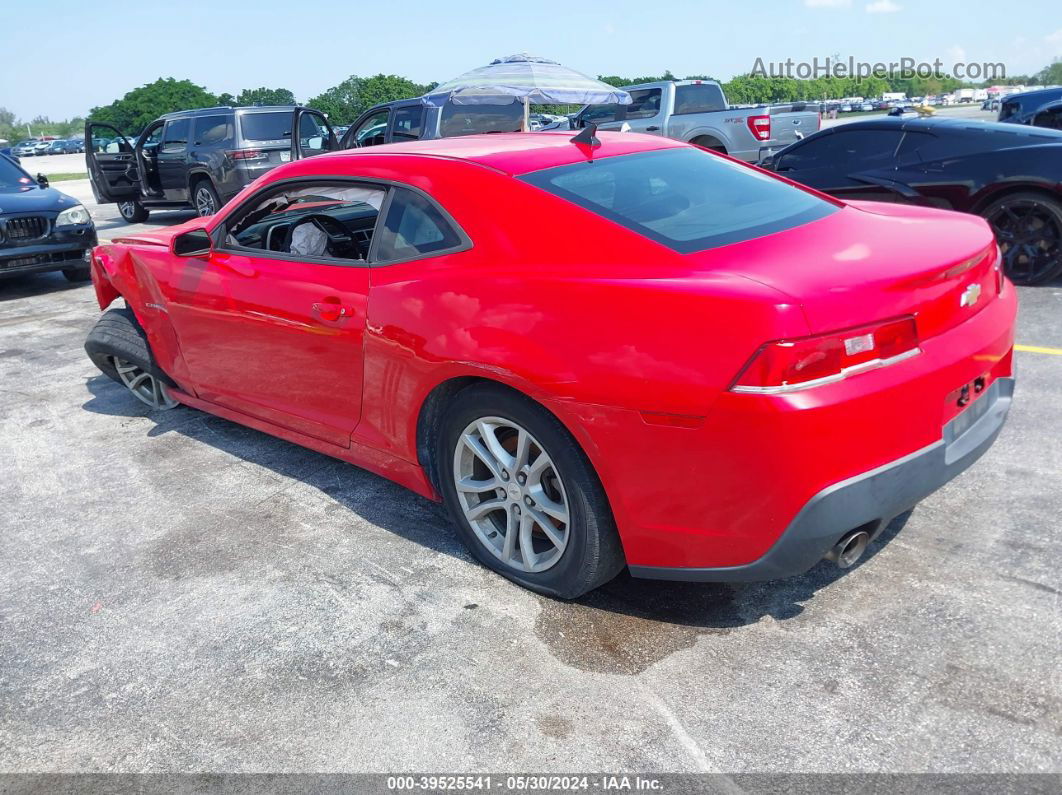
731, 348, 922, 395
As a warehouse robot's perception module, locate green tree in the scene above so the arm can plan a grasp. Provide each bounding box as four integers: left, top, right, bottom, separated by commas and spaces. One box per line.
216, 92, 237, 107
307, 74, 434, 125
235, 87, 297, 106
1036, 59, 1062, 86
88, 77, 218, 134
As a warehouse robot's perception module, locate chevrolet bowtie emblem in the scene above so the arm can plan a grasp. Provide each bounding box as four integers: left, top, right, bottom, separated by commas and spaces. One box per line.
960, 283, 982, 308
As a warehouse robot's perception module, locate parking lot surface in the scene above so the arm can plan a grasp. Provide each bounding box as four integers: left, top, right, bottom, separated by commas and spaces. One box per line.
1, 136, 1060, 774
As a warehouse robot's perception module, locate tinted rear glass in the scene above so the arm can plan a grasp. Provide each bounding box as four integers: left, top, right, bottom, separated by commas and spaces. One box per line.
239, 111, 291, 142
440, 104, 522, 137
521, 148, 836, 253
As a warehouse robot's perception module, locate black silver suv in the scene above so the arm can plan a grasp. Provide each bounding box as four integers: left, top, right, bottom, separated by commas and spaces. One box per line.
85, 106, 337, 223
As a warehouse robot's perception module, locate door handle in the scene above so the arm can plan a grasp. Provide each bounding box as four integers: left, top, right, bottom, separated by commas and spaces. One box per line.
645, 126, 661, 131
312, 301, 353, 320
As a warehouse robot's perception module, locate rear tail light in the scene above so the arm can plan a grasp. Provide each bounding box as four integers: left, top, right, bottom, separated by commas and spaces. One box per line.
746, 115, 771, 141
731, 316, 920, 394
230, 149, 267, 161
993, 244, 1005, 294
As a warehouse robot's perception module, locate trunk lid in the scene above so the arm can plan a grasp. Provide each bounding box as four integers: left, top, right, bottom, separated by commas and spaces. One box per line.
765, 105, 821, 148
687, 201, 1000, 342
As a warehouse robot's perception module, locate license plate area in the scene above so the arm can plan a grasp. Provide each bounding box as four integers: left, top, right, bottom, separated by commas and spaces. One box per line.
280, 151, 291, 162
942, 375, 1003, 463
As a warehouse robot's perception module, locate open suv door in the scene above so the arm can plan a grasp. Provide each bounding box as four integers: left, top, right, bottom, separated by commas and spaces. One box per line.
291, 108, 339, 160
85, 122, 141, 204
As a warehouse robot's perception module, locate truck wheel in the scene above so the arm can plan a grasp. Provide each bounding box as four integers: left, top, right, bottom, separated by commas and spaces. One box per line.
84, 307, 177, 410
192, 180, 221, 217
692, 136, 727, 154
118, 200, 149, 223
436, 384, 625, 599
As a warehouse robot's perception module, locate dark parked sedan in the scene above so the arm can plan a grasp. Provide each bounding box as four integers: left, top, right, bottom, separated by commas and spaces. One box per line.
761, 118, 1062, 284
0, 154, 97, 282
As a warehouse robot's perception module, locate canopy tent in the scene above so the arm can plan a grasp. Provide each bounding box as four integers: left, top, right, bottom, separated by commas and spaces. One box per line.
423, 54, 632, 131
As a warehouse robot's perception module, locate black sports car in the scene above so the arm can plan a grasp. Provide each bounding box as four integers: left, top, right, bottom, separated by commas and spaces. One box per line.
1, 154, 98, 282
760, 118, 1062, 284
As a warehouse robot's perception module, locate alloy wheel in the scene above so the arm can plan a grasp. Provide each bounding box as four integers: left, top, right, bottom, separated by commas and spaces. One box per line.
986, 199, 1062, 285
453, 417, 570, 573
118, 201, 136, 220
195, 187, 217, 217
112, 356, 177, 410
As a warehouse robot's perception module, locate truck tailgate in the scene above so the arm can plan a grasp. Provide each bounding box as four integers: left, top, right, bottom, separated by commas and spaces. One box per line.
767, 106, 820, 147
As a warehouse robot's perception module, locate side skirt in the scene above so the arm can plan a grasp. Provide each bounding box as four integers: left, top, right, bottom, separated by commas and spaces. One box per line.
169, 389, 439, 501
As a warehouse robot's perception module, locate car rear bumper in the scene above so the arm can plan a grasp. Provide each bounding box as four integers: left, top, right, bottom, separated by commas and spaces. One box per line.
629, 375, 1014, 582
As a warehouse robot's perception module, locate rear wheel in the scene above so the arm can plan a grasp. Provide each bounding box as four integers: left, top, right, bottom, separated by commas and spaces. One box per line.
118, 200, 149, 223
982, 192, 1062, 285
85, 307, 177, 411
436, 384, 625, 599
692, 136, 727, 154
192, 180, 221, 217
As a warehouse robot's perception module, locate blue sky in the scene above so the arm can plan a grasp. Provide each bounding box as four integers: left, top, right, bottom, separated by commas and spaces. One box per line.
2, 0, 1059, 120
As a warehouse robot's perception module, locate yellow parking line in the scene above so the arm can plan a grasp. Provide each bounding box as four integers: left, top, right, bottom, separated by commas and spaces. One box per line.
1015, 344, 1062, 356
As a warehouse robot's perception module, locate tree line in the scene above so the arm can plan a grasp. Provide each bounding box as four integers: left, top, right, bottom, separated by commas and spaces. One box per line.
4, 57, 1059, 142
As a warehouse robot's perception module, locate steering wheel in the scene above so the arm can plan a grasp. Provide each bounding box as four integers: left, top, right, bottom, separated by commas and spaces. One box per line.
306, 214, 361, 259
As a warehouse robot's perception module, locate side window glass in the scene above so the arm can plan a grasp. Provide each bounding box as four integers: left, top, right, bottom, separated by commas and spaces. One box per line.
581, 104, 620, 124
622, 89, 662, 120
391, 107, 423, 141
831, 130, 904, 166
224, 183, 387, 263
775, 137, 833, 170
1034, 106, 1062, 130
298, 112, 333, 154
353, 111, 389, 147
375, 188, 463, 262
895, 131, 935, 163
160, 119, 190, 154
674, 84, 725, 114
195, 115, 234, 146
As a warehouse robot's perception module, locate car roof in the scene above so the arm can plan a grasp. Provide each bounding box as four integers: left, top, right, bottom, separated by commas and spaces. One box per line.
829, 116, 1062, 141
325, 131, 686, 175
157, 105, 297, 120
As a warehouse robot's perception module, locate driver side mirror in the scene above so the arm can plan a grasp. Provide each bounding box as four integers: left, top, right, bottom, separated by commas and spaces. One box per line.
36, 173, 49, 189
173, 228, 212, 257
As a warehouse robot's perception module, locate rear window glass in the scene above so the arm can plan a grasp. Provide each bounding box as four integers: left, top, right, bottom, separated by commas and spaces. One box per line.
521, 148, 836, 253
440, 104, 522, 137
239, 112, 291, 141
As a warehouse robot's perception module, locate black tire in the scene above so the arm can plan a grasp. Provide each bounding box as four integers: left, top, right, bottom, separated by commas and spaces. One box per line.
84, 307, 174, 389
692, 136, 727, 154
982, 192, 1062, 285
118, 200, 149, 223
192, 179, 221, 217
435, 384, 625, 599
62, 265, 92, 282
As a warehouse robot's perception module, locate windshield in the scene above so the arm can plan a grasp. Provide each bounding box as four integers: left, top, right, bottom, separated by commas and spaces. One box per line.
521, 148, 837, 253
239, 111, 291, 142
440, 103, 523, 137
0, 156, 34, 190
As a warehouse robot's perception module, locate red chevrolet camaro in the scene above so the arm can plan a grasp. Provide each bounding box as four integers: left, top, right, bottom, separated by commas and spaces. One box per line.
84, 131, 1016, 598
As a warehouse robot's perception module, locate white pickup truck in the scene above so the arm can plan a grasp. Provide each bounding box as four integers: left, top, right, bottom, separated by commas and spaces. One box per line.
573, 80, 821, 162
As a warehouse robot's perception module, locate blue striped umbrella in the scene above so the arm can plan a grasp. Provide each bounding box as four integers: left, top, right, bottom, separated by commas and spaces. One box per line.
423, 54, 632, 109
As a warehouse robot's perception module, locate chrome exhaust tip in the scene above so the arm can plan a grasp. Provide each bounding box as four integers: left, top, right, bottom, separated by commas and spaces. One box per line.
825, 529, 871, 569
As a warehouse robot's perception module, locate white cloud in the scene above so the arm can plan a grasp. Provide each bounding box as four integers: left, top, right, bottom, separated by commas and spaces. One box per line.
1046, 28, 1062, 47
804, 0, 851, 8
948, 45, 967, 64
866, 0, 902, 12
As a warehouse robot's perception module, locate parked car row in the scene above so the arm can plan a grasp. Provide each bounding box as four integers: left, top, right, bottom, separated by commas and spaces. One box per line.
12, 138, 86, 156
